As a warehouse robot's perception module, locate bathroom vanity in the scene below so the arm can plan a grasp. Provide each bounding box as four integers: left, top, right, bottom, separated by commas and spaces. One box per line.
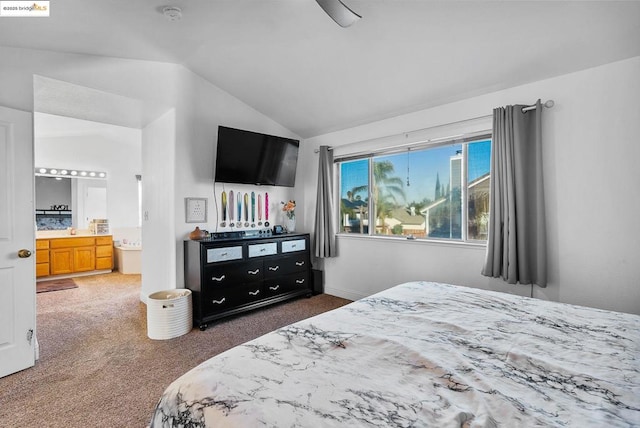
36, 233, 113, 278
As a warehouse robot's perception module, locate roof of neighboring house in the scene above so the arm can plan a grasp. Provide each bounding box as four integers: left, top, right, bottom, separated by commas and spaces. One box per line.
341, 199, 367, 210
419, 198, 447, 214
469, 173, 490, 189
388, 208, 426, 226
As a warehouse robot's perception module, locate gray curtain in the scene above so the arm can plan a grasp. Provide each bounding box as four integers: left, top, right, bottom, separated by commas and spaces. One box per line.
482, 100, 547, 287
314, 146, 337, 258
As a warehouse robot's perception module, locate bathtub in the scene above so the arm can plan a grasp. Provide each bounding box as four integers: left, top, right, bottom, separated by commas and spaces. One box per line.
114, 245, 141, 274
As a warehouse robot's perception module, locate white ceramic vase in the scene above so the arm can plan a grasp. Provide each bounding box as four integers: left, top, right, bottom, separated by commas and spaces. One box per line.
285, 214, 296, 232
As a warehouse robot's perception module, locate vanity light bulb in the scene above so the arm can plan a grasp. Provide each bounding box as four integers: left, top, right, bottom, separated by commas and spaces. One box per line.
89, 172, 96, 177
50, 169, 58, 174
70, 171, 78, 176
38, 168, 46, 173
99, 172, 106, 178
80, 171, 87, 176
60, 170, 68, 175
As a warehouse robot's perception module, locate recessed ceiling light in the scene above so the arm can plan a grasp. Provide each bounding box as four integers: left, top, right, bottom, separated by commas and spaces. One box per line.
162, 6, 182, 21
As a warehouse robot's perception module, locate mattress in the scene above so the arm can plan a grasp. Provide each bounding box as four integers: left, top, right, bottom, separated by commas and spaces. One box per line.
150, 281, 640, 427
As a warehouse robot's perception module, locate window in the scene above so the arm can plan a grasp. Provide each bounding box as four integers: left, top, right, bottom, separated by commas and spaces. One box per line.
338, 136, 491, 242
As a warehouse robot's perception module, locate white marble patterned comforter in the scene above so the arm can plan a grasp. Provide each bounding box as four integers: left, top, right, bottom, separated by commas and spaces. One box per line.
150, 281, 640, 427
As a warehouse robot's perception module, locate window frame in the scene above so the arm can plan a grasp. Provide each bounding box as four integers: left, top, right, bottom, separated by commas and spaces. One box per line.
336, 131, 492, 245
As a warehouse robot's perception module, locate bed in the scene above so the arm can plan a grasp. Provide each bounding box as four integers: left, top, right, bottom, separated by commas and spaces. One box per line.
150, 281, 640, 427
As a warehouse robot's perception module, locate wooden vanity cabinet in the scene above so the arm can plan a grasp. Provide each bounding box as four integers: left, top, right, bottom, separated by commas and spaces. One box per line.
35, 240, 50, 277
95, 236, 114, 270
37, 235, 113, 277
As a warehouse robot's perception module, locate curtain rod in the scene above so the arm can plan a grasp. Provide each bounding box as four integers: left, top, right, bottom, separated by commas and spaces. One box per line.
314, 99, 555, 154
522, 99, 554, 113
313, 112, 492, 154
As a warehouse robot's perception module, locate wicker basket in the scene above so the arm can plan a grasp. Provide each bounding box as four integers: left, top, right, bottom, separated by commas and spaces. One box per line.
147, 289, 192, 340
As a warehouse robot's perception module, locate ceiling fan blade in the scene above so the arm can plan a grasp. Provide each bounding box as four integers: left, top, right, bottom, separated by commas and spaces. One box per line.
315, 0, 361, 28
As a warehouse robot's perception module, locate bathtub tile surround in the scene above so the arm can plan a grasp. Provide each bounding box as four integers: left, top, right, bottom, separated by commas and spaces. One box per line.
112, 227, 142, 274
114, 245, 141, 274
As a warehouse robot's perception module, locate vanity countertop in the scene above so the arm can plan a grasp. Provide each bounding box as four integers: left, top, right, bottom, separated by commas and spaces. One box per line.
36, 230, 111, 239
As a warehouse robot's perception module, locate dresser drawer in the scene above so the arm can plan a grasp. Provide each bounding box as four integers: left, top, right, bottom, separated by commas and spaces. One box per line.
96, 236, 113, 246
207, 246, 243, 263
264, 254, 309, 278
264, 272, 310, 297
36, 249, 49, 263
204, 260, 262, 287
248, 242, 277, 258
96, 245, 113, 258
96, 257, 113, 270
50, 237, 95, 248
203, 284, 264, 314
36, 262, 50, 277
281, 238, 306, 253
36, 240, 50, 250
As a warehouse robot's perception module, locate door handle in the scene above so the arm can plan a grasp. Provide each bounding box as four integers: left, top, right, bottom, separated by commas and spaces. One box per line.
18, 249, 32, 258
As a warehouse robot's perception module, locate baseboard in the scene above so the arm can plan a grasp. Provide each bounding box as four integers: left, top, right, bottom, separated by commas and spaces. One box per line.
323, 286, 366, 302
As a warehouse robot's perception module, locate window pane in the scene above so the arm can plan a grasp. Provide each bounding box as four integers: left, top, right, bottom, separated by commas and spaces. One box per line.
371, 155, 407, 235
371, 144, 462, 239
340, 159, 369, 234
467, 139, 491, 240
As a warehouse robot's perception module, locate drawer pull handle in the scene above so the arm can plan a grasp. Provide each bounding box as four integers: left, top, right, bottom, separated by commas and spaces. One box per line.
248, 269, 260, 275
291, 244, 297, 248
269, 266, 279, 271
296, 279, 305, 284
212, 298, 226, 305
249, 290, 260, 296
269, 285, 280, 291
212, 275, 226, 281
260, 248, 266, 252
295, 261, 305, 266
220, 252, 228, 257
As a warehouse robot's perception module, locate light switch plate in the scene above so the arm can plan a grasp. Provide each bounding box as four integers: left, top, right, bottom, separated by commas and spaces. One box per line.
185, 198, 207, 223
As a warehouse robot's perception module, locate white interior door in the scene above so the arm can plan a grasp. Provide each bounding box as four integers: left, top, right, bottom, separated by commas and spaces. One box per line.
0, 105, 35, 378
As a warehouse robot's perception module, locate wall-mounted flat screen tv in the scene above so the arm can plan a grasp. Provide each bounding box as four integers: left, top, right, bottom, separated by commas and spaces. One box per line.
215, 126, 299, 187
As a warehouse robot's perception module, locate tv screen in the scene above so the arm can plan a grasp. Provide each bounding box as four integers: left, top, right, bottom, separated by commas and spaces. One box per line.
215, 126, 299, 187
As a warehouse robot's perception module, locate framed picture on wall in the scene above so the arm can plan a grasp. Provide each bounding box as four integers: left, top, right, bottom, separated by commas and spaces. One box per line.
185, 197, 207, 223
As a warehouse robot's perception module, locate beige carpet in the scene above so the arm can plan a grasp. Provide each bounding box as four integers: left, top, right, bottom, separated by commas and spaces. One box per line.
0, 272, 350, 427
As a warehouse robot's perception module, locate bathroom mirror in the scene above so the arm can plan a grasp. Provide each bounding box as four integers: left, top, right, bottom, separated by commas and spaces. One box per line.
35, 176, 107, 230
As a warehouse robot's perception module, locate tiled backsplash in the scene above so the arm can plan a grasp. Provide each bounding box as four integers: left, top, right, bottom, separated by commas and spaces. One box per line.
36, 214, 72, 230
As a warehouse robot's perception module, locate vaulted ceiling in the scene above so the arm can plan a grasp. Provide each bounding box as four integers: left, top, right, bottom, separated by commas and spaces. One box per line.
2, 1, 639, 138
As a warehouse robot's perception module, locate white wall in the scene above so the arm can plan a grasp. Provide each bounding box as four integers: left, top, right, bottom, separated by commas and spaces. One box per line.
35, 113, 141, 231
141, 109, 176, 302
0, 46, 300, 300
169, 64, 300, 290
300, 56, 640, 315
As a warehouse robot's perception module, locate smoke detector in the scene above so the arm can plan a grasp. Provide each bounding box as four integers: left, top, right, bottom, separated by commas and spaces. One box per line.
162, 6, 182, 21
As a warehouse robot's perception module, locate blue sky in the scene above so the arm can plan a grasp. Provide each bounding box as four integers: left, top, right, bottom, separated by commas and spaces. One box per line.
340, 139, 491, 204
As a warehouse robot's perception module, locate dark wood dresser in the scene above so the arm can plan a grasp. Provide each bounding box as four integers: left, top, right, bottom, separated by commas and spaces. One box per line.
184, 232, 312, 330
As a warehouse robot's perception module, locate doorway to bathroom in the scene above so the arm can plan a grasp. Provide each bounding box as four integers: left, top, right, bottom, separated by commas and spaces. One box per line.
33, 76, 144, 288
